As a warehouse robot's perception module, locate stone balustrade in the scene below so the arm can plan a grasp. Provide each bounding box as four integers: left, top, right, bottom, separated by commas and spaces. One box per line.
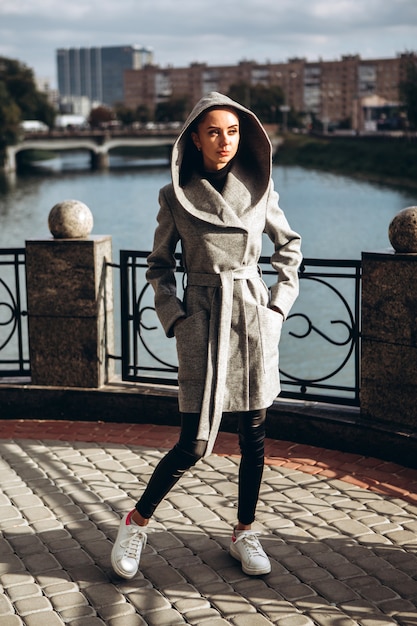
361, 206, 417, 434
25, 200, 114, 388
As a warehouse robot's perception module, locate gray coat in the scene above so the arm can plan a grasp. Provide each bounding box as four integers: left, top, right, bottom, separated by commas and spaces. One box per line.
147, 92, 302, 455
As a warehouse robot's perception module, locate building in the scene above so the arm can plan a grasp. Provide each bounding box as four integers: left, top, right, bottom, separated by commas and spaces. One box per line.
124, 58, 305, 119
124, 52, 415, 131
57, 45, 153, 110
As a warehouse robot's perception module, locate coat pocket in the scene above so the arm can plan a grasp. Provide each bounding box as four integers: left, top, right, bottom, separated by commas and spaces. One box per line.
175, 310, 209, 383
256, 305, 283, 374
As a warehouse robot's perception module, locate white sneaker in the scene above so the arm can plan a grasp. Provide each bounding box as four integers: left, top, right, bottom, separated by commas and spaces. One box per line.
229, 529, 271, 576
111, 511, 147, 579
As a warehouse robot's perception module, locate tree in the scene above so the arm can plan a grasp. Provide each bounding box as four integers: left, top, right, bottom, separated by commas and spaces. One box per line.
250, 84, 285, 123
113, 103, 151, 127
155, 97, 188, 123
135, 105, 150, 124
114, 103, 136, 126
0, 56, 56, 165
399, 54, 417, 129
88, 106, 115, 128
0, 57, 55, 127
0, 82, 21, 151
227, 83, 285, 124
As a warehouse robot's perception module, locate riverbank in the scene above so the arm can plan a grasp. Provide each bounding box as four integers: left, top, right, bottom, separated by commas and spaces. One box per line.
275, 133, 417, 190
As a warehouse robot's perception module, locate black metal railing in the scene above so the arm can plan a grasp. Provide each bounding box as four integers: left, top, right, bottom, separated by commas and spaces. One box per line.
0, 248, 30, 377
119, 251, 361, 406
0, 247, 361, 405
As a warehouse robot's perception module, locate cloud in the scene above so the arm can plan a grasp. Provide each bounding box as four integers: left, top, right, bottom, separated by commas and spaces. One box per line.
0, 0, 416, 84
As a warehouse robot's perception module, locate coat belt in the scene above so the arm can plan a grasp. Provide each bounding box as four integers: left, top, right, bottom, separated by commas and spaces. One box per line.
186, 265, 260, 456
187, 265, 259, 287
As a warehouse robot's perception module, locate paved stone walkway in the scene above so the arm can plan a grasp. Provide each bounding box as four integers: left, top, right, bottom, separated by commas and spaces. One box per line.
1, 420, 417, 625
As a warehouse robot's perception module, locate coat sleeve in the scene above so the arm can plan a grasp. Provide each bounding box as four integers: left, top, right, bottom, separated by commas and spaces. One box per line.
146, 186, 186, 337
264, 179, 302, 319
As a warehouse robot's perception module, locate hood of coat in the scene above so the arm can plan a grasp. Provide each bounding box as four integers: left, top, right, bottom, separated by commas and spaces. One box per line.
171, 92, 272, 225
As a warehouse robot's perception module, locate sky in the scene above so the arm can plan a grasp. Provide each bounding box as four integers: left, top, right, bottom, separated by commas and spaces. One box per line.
1, 0, 417, 88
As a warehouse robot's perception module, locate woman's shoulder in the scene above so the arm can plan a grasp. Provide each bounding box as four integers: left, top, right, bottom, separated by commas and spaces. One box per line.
159, 181, 175, 201
160, 180, 173, 192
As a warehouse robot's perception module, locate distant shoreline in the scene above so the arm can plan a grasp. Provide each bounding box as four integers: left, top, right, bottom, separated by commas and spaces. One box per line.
275, 134, 417, 191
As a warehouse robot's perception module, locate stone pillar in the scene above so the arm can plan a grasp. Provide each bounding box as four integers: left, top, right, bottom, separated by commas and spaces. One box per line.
4, 146, 17, 173
26, 200, 114, 388
91, 150, 109, 170
361, 206, 417, 429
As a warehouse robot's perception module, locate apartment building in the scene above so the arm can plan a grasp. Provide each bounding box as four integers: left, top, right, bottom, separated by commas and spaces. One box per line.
124, 53, 414, 130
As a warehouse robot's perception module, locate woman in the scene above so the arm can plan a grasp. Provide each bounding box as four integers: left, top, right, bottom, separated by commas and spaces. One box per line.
111, 91, 302, 578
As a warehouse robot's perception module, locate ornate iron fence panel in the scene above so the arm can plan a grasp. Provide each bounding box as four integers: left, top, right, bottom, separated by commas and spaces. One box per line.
0, 248, 30, 377
119, 251, 361, 406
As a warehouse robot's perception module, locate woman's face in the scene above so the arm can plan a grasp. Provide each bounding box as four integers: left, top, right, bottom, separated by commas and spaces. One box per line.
191, 108, 240, 172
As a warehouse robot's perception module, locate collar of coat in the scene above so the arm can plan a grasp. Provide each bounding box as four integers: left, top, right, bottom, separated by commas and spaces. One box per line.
174, 162, 269, 230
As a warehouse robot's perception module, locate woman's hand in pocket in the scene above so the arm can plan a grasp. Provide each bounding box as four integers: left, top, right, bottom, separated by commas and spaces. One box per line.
269, 305, 284, 318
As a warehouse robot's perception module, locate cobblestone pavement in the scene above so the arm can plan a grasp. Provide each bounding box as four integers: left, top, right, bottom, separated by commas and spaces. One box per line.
1, 420, 417, 626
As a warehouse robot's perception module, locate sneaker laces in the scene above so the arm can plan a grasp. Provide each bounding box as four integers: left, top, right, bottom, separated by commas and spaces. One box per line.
234, 531, 264, 557
121, 526, 146, 559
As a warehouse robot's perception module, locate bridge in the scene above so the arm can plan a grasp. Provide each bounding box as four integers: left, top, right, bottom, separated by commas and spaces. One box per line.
4, 127, 282, 173
4, 129, 179, 173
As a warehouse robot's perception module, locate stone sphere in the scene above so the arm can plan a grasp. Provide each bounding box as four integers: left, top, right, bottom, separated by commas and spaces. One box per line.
388, 206, 417, 253
48, 199, 94, 239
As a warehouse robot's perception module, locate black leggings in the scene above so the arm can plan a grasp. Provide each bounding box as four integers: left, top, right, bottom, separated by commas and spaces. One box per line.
136, 409, 266, 525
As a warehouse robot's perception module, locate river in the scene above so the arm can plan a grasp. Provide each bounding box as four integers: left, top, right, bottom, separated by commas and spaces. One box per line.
1, 153, 416, 400
1, 151, 415, 255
